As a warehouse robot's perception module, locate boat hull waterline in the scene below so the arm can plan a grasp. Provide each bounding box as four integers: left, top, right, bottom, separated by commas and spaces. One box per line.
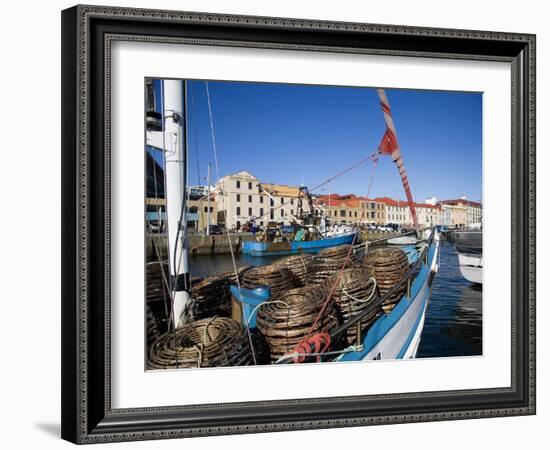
241, 231, 357, 256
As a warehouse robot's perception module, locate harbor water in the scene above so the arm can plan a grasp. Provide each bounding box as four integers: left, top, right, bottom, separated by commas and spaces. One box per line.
188, 238, 482, 359
416, 239, 482, 358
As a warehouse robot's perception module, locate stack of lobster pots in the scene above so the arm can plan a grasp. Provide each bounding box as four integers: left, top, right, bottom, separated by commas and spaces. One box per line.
323, 266, 381, 345
255, 285, 339, 362
148, 317, 253, 369
361, 247, 410, 312
306, 245, 358, 285
146, 262, 171, 340
241, 264, 294, 299
273, 254, 314, 287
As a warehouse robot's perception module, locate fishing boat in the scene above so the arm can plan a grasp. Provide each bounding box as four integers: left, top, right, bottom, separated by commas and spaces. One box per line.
146, 80, 440, 367
241, 186, 358, 257
241, 229, 357, 256
233, 230, 440, 363
453, 230, 482, 285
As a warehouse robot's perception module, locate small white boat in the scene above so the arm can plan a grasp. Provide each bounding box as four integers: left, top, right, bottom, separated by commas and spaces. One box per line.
387, 235, 418, 245
453, 230, 482, 285
457, 252, 482, 284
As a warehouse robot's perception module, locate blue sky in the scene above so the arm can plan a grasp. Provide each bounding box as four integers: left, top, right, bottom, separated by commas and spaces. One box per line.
152, 79, 482, 202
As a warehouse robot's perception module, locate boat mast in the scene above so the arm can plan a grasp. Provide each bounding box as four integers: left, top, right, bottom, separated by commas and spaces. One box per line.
376, 89, 419, 231
163, 79, 191, 328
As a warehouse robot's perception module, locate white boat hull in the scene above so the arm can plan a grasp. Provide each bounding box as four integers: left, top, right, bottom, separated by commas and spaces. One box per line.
457, 252, 482, 284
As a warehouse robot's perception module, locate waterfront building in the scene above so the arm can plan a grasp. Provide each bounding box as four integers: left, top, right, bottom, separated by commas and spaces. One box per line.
441, 197, 482, 228
188, 185, 210, 200
374, 197, 441, 228
144, 195, 217, 232
215, 171, 311, 230
188, 193, 218, 232
314, 194, 385, 225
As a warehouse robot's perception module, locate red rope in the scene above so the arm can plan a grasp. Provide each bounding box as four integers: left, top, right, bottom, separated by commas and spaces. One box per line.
291, 332, 331, 363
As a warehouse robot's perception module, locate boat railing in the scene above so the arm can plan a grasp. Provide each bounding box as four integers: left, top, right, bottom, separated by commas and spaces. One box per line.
275, 227, 436, 364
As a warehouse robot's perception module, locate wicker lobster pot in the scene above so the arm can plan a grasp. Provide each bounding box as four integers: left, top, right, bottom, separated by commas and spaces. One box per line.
273, 254, 314, 287
148, 317, 252, 369
255, 286, 339, 362
306, 244, 357, 285
189, 274, 232, 320
146, 262, 171, 335
241, 264, 294, 299
146, 304, 161, 348
362, 247, 410, 312
324, 266, 381, 344
188, 266, 250, 320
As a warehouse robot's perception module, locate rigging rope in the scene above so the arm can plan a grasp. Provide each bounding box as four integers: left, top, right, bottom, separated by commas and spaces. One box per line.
205, 82, 221, 181
190, 85, 202, 184
205, 81, 258, 364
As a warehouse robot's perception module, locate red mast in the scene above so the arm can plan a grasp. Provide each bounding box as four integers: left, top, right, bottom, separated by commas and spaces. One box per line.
376, 89, 419, 231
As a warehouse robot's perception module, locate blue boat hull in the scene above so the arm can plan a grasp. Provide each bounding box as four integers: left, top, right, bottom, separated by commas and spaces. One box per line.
241, 232, 357, 256
338, 237, 439, 361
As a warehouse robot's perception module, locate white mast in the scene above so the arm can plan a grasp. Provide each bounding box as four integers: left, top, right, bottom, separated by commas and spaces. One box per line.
163, 79, 190, 329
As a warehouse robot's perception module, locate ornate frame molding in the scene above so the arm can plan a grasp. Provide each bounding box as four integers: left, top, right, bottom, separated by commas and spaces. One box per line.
61, 5, 536, 444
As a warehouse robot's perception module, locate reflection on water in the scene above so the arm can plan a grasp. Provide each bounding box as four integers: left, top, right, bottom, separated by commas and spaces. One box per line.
416, 240, 482, 358
189, 239, 482, 359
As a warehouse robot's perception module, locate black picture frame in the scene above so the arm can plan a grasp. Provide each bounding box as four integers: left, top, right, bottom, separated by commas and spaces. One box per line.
61, 4, 536, 444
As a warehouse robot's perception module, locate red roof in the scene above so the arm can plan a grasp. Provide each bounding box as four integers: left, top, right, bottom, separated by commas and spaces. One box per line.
315, 194, 439, 210
315, 194, 361, 208
373, 197, 441, 210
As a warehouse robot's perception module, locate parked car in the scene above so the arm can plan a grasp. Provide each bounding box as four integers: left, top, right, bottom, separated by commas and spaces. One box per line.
207, 224, 223, 235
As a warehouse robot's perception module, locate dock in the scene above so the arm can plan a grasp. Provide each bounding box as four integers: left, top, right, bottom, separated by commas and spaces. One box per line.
147, 232, 257, 258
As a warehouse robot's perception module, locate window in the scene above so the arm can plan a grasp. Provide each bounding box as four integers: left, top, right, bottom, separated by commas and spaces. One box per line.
248, 195, 252, 203
236, 221, 241, 229
349, 211, 352, 217
236, 207, 241, 216
189, 206, 198, 213
260, 221, 264, 226
248, 182, 252, 190
259, 208, 264, 217
354, 211, 358, 217
281, 209, 284, 217
270, 198, 274, 207
340, 210, 346, 217
281, 198, 284, 204
248, 207, 253, 216
270, 209, 274, 220
260, 196, 264, 204
291, 199, 294, 205
236, 194, 241, 202
291, 209, 294, 215
236, 180, 241, 189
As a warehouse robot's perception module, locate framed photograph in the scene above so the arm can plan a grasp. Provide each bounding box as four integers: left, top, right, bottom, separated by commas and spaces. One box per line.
61, 5, 536, 444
